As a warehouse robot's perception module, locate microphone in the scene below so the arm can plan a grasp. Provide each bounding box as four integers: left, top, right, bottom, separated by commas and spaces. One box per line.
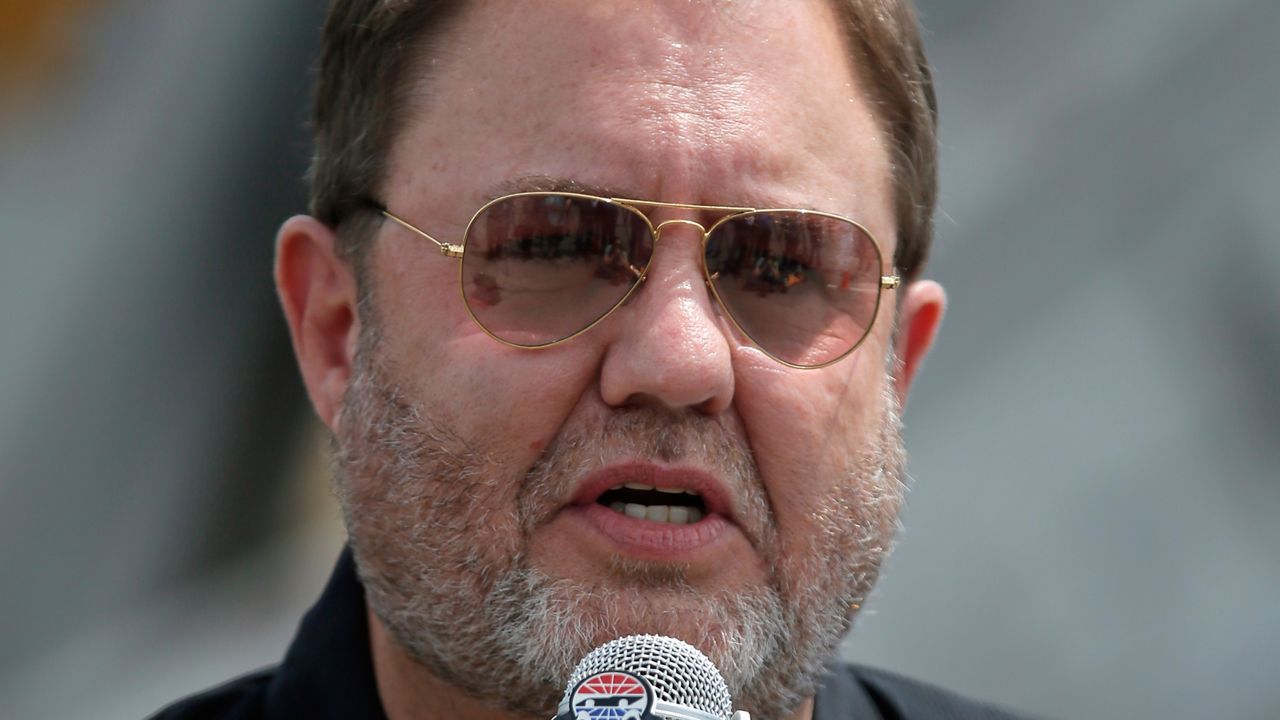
554, 635, 751, 720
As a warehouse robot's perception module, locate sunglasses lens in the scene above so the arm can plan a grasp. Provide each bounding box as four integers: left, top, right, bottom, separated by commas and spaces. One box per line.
460, 194, 654, 346
705, 211, 884, 367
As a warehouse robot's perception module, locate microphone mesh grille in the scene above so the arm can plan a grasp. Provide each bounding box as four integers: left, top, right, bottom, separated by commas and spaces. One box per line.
562, 635, 732, 720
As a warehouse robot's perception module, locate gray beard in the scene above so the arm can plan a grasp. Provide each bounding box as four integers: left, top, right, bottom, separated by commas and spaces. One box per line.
333, 336, 907, 720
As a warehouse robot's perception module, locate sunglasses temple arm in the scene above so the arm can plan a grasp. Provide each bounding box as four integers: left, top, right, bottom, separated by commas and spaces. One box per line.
375, 206, 465, 258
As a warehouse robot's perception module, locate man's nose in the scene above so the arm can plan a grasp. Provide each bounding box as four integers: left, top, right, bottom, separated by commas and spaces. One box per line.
598, 221, 735, 415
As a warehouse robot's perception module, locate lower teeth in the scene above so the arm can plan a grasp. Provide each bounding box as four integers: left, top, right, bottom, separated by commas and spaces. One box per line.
608, 501, 703, 524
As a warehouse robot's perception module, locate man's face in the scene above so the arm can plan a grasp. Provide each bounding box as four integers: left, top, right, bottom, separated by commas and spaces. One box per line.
330, 1, 919, 717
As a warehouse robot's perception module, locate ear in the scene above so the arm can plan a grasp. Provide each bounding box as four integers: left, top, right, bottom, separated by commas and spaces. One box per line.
892, 279, 946, 408
275, 215, 361, 431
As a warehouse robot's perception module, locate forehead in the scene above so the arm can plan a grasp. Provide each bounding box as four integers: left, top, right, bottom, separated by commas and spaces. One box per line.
388, 0, 892, 229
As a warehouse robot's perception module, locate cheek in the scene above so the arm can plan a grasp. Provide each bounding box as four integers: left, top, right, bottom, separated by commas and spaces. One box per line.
419, 345, 597, 453
372, 243, 605, 468
732, 344, 889, 542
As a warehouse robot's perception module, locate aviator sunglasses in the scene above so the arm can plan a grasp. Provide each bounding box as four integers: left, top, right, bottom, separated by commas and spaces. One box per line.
366, 191, 900, 369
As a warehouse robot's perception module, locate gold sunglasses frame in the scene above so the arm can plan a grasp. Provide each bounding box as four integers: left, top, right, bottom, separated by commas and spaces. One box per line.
372, 191, 901, 369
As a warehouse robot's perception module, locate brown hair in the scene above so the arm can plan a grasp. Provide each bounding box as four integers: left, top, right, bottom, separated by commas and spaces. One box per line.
308, 0, 466, 269
308, 0, 938, 282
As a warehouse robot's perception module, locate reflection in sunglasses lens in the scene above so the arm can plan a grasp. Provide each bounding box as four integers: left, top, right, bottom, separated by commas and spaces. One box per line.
461, 194, 653, 347
457, 195, 883, 366
706, 211, 882, 367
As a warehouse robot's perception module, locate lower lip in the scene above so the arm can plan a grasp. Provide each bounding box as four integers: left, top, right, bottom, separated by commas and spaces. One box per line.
567, 503, 732, 557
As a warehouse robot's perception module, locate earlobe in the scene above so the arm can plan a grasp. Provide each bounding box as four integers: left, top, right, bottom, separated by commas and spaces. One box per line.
275, 215, 360, 431
892, 279, 946, 408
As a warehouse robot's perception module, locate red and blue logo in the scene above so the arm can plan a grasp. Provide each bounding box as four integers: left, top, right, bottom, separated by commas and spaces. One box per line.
569, 670, 653, 720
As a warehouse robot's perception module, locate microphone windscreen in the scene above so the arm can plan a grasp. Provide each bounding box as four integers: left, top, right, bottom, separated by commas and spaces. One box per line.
557, 634, 733, 720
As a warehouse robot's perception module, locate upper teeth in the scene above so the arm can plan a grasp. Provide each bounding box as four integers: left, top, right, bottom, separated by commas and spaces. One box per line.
607, 484, 703, 525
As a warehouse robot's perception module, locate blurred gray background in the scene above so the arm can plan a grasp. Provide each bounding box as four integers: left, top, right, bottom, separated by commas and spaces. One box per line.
1, 1, 1276, 718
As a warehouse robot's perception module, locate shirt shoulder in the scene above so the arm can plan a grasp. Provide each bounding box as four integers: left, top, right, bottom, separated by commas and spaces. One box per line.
147, 549, 387, 720
147, 667, 275, 720
816, 663, 1037, 720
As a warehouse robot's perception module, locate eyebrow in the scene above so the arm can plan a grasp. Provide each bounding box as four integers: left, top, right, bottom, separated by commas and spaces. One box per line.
486, 175, 640, 202
484, 174, 826, 214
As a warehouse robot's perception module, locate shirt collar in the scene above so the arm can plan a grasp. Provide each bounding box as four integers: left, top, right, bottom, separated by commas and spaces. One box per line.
265, 546, 388, 719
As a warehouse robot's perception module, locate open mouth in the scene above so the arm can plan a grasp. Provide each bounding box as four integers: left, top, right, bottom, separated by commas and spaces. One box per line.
596, 482, 707, 525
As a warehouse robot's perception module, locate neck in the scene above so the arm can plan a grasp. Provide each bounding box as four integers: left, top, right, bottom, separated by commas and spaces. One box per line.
368, 604, 815, 720
368, 606, 539, 720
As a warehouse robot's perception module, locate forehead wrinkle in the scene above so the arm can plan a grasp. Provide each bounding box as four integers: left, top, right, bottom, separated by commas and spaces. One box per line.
586, 70, 810, 204
573, 6, 879, 208
589, 74, 871, 213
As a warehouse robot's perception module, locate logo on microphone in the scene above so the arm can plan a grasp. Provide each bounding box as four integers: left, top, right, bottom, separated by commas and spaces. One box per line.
569, 670, 653, 720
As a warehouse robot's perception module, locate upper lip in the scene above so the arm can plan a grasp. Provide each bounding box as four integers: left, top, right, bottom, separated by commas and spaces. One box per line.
570, 462, 736, 520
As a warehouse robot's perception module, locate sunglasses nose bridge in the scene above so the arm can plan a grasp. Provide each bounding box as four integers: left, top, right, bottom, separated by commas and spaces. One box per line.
652, 217, 708, 239
648, 217, 714, 286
